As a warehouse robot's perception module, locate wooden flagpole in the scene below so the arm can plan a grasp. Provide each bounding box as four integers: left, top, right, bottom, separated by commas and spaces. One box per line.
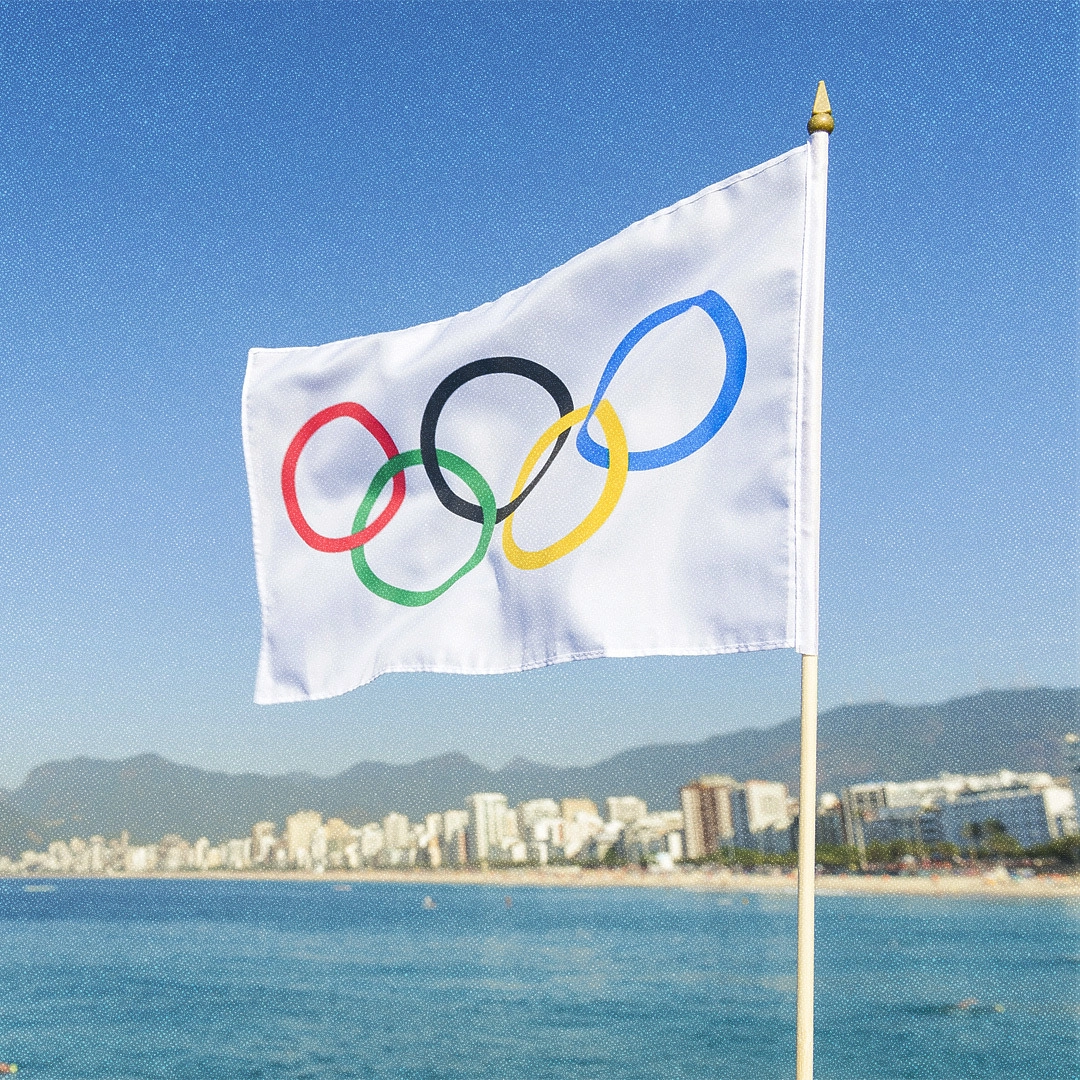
796, 652, 819, 1080
797, 81, 832, 1080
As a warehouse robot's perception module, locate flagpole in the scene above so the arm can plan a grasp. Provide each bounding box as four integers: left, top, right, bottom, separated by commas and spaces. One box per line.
796, 81, 832, 1080
797, 652, 819, 1080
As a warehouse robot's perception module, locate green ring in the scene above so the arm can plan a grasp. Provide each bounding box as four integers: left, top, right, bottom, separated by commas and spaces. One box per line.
351, 449, 496, 607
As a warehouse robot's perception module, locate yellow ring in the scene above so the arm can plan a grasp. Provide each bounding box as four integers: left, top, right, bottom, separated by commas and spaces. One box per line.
502, 400, 628, 570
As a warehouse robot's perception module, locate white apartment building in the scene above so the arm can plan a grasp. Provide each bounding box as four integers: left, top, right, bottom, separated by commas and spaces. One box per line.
466, 793, 510, 863
48, 840, 73, 872
563, 810, 604, 860
443, 809, 469, 839
525, 816, 566, 864
309, 827, 328, 868
587, 820, 625, 860
69, 837, 90, 873
606, 796, 648, 824
740, 781, 789, 832
846, 770, 1061, 817
530, 817, 566, 845
127, 845, 158, 872
358, 823, 385, 861
621, 811, 685, 862
89, 836, 107, 873
226, 837, 252, 871
251, 822, 277, 865
517, 799, 560, 831
842, 769, 1077, 852
285, 810, 322, 867
382, 813, 411, 852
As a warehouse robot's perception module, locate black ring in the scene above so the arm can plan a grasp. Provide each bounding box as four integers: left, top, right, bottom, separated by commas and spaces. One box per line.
420, 357, 575, 524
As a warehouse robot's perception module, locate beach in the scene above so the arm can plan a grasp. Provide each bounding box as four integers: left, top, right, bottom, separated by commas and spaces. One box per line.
13, 864, 1079, 899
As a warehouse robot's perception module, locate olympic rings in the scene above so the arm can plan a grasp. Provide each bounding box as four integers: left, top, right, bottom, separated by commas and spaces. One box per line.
502, 402, 627, 570
420, 357, 574, 524
282, 290, 747, 607
282, 402, 404, 553
350, 449, 496, 607
576, 290, 746, 471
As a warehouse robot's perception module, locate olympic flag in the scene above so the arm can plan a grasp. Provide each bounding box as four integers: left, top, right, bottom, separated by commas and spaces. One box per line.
243, 137, 825, 705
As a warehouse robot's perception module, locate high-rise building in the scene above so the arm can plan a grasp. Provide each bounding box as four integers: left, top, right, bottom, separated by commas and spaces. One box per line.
425, 813, 444, 839
680, 776, 737, 858
681, 786, 705, 858
442, 828, 468, 867
562, 809, 604, 859
621, 811, 685, 863
606, 796, 648, 825
358, 823, 384, 861
842, 770, 1076, 857
443, 810, 469, 839
561, 798, 598, 821
226, 837, 252, 870
941, 786, 1076, 849
251, 821, 277, 865
517, 799, 560, 832
383, 813, 411, 851
731, 780, 791, 854
323, 818, 352, 863
1065, 733, 1080, 779
69, 837, 90, 874
467, 793, 509, 863
814, 793, 846, 848
48, 840, 73, 873
418, 834, 442, 868
285, 810, 322, 866
325, 818, 351, 841
529, 816, 566, 857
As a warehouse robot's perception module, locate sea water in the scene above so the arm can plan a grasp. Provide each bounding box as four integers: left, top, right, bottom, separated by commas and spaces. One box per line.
0, 878, 1075, 1079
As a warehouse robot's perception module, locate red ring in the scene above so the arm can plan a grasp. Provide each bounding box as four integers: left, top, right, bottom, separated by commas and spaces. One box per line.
281, 402, 405, 553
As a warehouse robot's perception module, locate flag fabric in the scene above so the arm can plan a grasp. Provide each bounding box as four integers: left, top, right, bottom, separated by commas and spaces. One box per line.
243, 142, 822, 704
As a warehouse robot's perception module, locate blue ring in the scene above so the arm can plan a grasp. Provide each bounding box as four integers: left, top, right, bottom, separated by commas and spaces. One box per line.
575, 290, 747, 471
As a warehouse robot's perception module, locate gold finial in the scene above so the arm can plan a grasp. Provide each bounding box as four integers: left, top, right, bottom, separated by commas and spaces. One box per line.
807, 81, 834, 134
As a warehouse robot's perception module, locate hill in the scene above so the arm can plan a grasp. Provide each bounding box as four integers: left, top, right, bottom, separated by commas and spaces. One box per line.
1, 686, 1075, 852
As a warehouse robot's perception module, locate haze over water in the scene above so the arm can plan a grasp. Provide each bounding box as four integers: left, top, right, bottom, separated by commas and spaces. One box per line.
0, 879, 1074, 1079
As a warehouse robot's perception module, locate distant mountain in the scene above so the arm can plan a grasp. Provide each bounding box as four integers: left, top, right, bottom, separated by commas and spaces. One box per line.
1, 687, 1075, 853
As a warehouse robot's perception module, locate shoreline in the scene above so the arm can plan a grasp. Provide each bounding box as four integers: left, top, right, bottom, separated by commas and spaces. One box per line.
8, 866, 1078, 899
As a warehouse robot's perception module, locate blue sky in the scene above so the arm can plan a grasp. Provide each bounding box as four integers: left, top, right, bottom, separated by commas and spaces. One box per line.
0, 2, 1076, 785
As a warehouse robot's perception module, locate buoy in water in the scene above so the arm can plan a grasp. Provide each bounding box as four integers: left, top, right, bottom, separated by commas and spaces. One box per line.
422, 896, 437, 909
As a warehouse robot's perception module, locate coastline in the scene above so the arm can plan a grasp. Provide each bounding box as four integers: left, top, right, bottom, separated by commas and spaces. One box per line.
10, 866, 1079, 899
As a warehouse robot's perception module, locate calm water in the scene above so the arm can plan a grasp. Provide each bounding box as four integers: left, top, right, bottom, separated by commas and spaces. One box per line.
0, 878, 1075, 1079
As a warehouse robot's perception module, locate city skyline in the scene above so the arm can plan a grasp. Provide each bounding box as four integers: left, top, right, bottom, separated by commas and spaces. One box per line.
9, 746, 1076, 877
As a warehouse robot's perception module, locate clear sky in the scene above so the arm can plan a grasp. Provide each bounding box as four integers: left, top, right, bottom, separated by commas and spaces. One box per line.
0, 2, 1076, 786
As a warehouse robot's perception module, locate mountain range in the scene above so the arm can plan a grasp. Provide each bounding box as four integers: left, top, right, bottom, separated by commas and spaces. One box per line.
1, 686, 1075, 852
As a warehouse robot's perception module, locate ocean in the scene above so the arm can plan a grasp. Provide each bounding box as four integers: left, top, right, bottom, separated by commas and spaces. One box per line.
0, 878, 1075, 1079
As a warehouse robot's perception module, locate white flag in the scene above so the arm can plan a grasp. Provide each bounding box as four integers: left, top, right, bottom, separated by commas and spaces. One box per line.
243, 140, 825, 704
